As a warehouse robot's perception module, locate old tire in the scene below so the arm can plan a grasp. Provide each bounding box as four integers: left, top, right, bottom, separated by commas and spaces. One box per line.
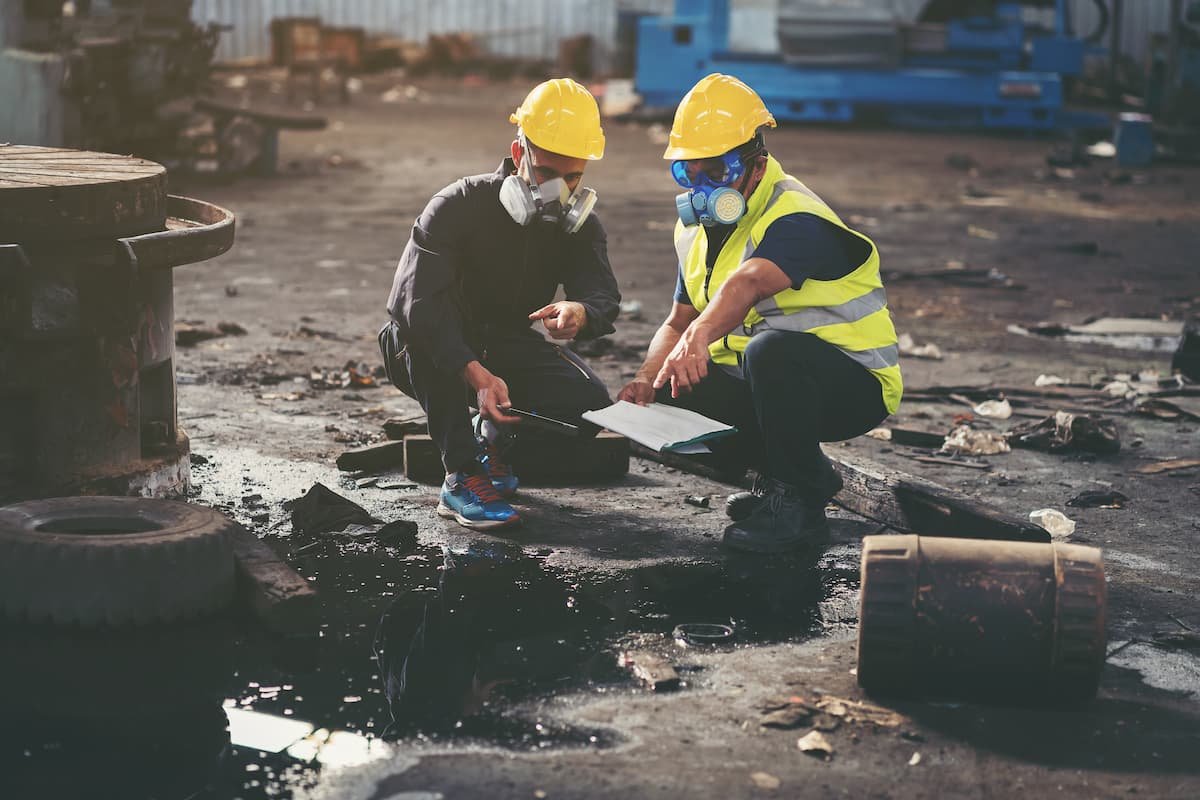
0, 497, 238, 626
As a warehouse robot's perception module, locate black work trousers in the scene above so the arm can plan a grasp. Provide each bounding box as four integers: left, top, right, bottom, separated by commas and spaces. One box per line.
379, 321, 611, 474
657, 330, 890, 492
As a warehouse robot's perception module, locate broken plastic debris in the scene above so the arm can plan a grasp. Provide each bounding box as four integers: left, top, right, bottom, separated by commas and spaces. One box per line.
972, 399, 1013, 420
897, 332, 943, 360
909, 752, 922, 767
1029, 508, 1076, 538
797, 730, 833, 758
751, 772, 782, 790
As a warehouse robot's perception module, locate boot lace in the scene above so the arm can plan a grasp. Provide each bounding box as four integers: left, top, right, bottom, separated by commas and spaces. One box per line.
462, 473, 503, 504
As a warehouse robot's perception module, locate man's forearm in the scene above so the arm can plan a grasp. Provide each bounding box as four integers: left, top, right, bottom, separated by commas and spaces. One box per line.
635, 322, 686, 382
690, 276, 761, 348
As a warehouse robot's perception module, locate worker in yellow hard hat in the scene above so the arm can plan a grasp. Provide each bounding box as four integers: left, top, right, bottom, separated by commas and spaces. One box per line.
379, 78, 619, 531
619, 73, 902, 553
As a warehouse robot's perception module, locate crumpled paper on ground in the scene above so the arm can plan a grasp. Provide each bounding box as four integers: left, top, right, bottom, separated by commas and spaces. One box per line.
942, 425, 1011, 455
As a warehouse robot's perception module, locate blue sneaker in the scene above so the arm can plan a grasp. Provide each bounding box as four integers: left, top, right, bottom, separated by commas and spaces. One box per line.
478, 436, 519, 498
473, 414, 519, 498
437, 471, 520, 531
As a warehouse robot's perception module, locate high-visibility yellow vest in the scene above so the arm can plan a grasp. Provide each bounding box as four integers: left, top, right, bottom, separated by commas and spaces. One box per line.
675, 155, 902, 414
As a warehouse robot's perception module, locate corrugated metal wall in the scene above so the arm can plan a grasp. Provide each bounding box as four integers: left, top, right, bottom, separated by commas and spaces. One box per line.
1071, 0, 1174, 68
193, 0, 1180, 71
192, 0, 617, 65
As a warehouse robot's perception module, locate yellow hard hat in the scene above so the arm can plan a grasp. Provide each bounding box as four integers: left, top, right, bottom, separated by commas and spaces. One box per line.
663, 73, 777, 160
510, 78, 605, 161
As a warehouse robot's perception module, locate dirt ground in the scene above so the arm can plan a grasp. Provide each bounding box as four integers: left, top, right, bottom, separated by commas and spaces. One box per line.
148, 70, 1200, 799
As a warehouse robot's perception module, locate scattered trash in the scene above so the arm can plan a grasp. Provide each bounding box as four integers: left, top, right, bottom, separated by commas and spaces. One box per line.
759, 697, 815, 729
1135, 458, 1200, 475
908, 752, 922, 767
1008, 317, 1184, 353
865, 428, 892, 441
1087, 141, 1116, 158
310, 361, 379, 390
684, 494, 711, 509
672, 623, 735, 646
750, 772, 781, 791
1035, 374, 1068, 386
286, 483, 379, 535
1029, 508, 1076, 538
967, 224, 999, 240
813, 696, 905, 728
898, 332, 943, 360
973, 399, 1013, 420
1007, 411, 1120, 454
1134, 398, 1200, 422
797, 730, 833, 759
942, 425, 1011, 456
1067, 489, 1129, 508
618, 650, 680, 692
175, 320, 248, 347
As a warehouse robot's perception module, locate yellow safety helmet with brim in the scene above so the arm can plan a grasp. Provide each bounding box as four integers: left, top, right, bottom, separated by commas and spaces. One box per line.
663, 73, 777, 161
510, 78, 605, 161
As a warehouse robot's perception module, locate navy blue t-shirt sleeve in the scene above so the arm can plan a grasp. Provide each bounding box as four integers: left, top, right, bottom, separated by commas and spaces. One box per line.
750, 212, 870, 288
673, 264, 693, 305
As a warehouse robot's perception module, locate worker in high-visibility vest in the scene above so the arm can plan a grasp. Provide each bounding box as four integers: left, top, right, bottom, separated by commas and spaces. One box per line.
381, 79, 619, 531
619, 73, 902, 553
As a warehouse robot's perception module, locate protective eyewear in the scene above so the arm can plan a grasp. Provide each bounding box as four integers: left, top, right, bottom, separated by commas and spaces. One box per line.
670, 151, 745, 189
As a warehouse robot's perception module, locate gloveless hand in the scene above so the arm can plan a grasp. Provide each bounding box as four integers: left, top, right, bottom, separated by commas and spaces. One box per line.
529, 301, 586, 340
652, 329, 710, 398
616, 377, 655, 406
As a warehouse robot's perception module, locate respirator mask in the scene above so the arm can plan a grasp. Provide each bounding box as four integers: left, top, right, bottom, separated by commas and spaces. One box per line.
672, 149, 756, 227
499, 136, 597, 234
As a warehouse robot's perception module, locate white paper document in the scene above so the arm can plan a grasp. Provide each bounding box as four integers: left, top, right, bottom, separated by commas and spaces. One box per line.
582, 401, 736, 453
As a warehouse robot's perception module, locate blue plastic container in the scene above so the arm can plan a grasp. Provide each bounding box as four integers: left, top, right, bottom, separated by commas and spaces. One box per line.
1114, 113, 1155, 168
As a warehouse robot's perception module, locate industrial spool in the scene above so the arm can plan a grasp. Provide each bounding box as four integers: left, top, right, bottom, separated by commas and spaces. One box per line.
0, 144, 234, 502
857, 534, 1107, 700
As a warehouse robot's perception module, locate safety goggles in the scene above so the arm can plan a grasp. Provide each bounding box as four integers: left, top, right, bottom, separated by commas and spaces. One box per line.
670, 150, 746, 189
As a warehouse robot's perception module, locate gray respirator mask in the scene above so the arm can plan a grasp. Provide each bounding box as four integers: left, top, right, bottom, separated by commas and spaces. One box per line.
499, 138, 597, 234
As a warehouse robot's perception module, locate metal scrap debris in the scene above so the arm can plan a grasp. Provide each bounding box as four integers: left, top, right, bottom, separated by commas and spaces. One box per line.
1006, 411, 1120, 454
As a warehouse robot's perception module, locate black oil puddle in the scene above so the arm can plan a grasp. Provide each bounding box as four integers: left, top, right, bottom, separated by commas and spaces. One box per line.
1, 521, 859, 800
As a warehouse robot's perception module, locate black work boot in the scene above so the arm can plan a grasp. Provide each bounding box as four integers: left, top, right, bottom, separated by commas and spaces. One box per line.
724, 474, 766, 521
725, 457, 844, 522
722, 478, 830, 554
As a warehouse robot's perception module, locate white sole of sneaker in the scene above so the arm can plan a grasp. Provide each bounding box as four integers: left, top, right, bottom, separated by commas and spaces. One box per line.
436, 502, 520, 531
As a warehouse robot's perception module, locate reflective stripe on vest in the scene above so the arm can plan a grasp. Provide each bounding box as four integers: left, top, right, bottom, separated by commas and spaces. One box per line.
673, 156, 902, 414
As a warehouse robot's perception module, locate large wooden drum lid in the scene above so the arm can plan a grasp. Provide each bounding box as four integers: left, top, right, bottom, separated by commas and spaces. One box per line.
0, 144, 167, 242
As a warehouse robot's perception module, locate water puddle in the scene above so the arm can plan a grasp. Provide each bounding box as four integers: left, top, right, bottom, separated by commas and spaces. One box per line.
1, 449, 861, 799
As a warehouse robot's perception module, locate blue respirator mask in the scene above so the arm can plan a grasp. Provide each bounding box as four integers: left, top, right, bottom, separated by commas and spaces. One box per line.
672, 150, 750, 227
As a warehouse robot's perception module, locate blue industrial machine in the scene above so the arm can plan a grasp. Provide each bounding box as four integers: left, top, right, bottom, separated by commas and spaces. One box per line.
635, 0, 1108, 130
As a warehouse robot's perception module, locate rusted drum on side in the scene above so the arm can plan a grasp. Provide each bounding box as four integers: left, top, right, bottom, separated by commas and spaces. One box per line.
856, 534, 1106, 700
0, 145, 233, 502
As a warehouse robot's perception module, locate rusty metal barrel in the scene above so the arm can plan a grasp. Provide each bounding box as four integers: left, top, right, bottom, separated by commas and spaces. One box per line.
0, 145, 234, 502
857, 534, 1106, 700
